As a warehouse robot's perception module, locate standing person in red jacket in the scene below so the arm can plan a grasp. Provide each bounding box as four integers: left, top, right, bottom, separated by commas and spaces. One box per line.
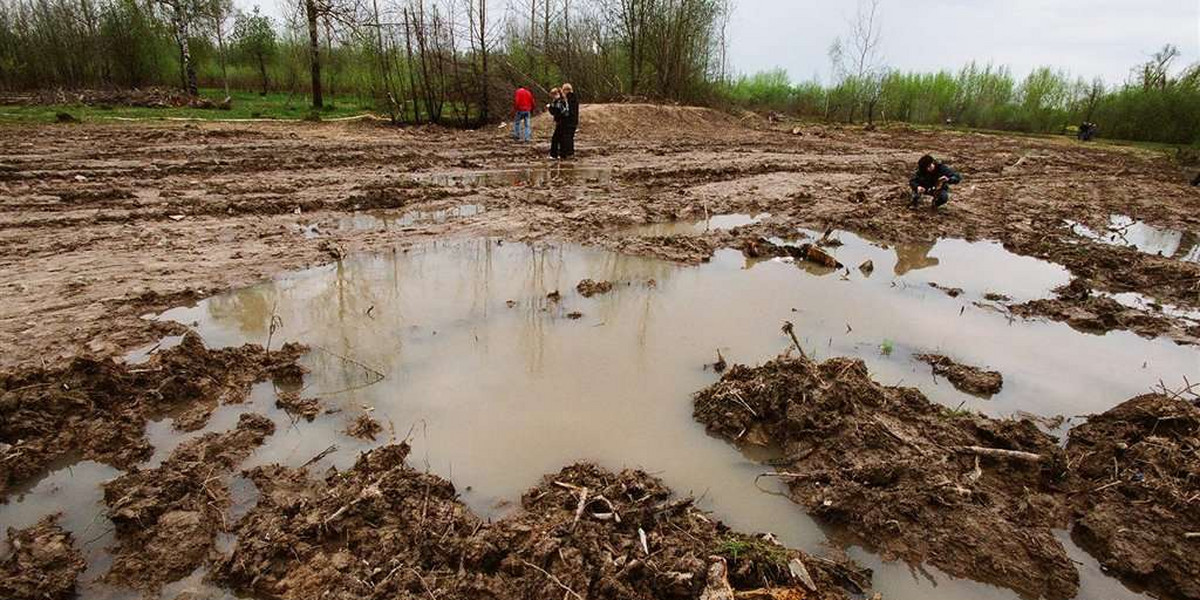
513, 86, 534, 142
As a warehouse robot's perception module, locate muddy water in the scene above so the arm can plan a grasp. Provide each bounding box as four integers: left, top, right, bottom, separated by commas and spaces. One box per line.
1067, 214, 1200, 262
7, 233, 1195, 600
419, 166, 613, 187
624, 212, 771, 236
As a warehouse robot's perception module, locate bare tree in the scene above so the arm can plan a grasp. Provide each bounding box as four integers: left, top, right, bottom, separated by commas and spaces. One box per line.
829, 0, 884, 123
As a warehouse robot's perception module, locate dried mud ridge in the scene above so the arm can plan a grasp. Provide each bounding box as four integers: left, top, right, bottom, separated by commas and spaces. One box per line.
0, 514, 85, 600
0, 332, 306, 500
213, 443, 867, 600
913, 353, 1004, 397
694, 354, 1200, 600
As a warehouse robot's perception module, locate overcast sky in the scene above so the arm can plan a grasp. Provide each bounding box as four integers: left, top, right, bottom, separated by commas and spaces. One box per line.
726, 0, 1200, 85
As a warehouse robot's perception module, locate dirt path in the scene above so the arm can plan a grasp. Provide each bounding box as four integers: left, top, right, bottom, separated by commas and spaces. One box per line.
2, 107, 1198, 371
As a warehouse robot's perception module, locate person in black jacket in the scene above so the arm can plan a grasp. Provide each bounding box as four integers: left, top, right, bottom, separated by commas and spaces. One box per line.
909, 154, 962, 209
547, 87, 567, 159
561, 83, 579, 159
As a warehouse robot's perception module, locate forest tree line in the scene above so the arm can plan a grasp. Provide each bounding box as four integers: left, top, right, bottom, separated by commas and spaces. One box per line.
0, 0, 1196, 144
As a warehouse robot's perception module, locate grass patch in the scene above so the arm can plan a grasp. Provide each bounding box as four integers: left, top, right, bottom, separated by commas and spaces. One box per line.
940, 401, 975, 419
715, 535, 788, 566
0, 88, 371, 123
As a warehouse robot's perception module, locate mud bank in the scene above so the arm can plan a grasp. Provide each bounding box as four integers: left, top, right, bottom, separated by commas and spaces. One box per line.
1066, 394, 1200, 600
216, 442, 867, 600
103, 412, 275, 591
695, 352, 1200, 599
694, 355, 1076, 600
0, 332, 305, 500
0, 514, 85, 600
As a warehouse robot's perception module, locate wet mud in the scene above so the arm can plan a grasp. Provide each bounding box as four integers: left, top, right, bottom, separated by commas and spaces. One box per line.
0, 332, 305, 500
0, 514, 85, 600
694, 355, 1077, 600
913, 353, 1004, 397
1065, 393, 1200, 600
102, 412, 274, 591
216, 442, 866, 600
3, 105, 1200, 600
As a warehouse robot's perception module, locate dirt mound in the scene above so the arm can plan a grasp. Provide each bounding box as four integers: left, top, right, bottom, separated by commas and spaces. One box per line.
0, 332, 306, 501
1066, 394, 1200, 600
0, 514, 86, 600
914, 354, 1003, 397
529, 103, 745, 140
102, 413, 275, 591
215, 443, 867, 600
694, 355, 1077, 600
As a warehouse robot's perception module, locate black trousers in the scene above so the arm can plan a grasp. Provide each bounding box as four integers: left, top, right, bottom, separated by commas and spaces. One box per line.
911, 185, 951, 207
561, 126, 577, 157
550, 123, 565, 158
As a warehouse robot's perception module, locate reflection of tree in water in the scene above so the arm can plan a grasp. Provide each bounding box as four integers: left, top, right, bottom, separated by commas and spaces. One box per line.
893, 241, 940, 276
205, 283, 278, 340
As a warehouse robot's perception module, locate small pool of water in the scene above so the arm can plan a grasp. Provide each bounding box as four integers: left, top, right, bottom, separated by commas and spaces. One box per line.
1067, 214, 1199, 262
419, 166, 613, 187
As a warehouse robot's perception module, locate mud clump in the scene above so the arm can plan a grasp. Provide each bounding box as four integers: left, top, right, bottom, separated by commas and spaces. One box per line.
0, 333, 306, 500
345, 413, 382, 440
694, 356, 1077, 600
102, 413, 274, 591
1066, 394, 1200, 600
914, 353, 1003, 397
576, 278, 614, 297
215, 443, 866, 600
0, 515, 86, 600
276, 389, 321, 421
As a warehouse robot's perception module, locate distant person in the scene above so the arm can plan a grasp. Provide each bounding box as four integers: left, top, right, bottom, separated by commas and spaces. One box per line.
909, 154, 962, 210
547, 87, 568, 160
513, 86, 534, 142
1077, 122, 1098, 141
561, 83, 579, 159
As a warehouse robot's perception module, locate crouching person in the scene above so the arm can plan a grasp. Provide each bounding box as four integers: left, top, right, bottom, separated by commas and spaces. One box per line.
909, 154, 961, 210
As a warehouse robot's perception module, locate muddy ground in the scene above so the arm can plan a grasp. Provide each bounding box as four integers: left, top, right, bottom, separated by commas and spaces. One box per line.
1, 104, 1199, 598
694, 353, 1077, 600
694, 350, 1200, 600
1, 104, 1198, 372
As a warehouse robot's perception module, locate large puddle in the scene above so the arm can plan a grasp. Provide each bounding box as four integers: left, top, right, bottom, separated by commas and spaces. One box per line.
6, 230, 1198, 600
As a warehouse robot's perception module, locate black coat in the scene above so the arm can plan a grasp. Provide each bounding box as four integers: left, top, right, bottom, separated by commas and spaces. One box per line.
564, 92, 579, 128
910, 162, 962, 189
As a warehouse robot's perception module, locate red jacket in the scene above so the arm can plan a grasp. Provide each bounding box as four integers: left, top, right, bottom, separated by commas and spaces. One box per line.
514, 88, 534, 112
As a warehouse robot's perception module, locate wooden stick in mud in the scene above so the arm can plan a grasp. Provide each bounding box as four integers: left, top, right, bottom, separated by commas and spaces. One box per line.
781, 321, 806, 359
1184, 532, 1200, 539
955, 446, 1044, 463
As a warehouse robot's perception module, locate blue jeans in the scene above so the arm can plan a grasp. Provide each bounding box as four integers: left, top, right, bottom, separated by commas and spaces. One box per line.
513, 111, 531, 141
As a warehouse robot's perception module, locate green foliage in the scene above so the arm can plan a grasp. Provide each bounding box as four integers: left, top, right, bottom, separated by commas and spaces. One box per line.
880, 339, 894, 356
715, 535, 788, 566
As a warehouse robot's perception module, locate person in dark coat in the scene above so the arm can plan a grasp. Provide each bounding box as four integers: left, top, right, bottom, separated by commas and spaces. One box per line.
547, 87, 567, 159
561, 83, 579, 159
909, 154, 962, 209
